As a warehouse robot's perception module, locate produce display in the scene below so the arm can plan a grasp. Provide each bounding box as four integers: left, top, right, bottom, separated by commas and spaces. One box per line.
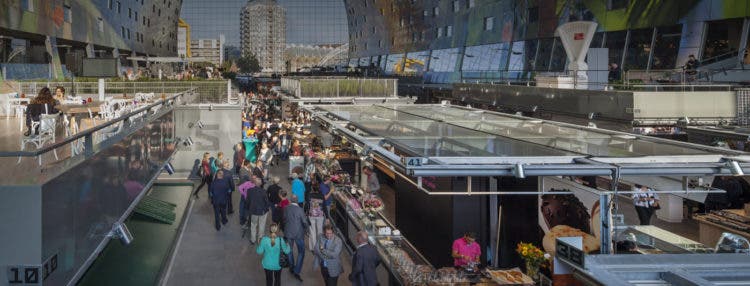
363, 196, 385, 212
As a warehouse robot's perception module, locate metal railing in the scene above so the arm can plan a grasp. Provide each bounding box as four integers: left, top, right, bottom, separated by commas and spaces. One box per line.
13, 80, 230, 103
280, 77, 398, 98
0, 89, 193, 160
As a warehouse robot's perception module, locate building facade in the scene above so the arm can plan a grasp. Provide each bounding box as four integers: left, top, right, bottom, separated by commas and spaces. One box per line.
344, 0, 750, 83
177, 18, 191, 58
190, 35, 225, 66
0, 0, 181, 79
180, 0, 245, 52
241, 0, 286, 72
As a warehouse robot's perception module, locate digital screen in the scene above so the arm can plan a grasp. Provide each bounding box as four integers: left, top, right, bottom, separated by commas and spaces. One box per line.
81, 58, 118, 77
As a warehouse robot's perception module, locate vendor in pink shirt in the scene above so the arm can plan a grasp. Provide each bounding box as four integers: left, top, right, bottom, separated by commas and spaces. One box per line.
452, 232, 481, 267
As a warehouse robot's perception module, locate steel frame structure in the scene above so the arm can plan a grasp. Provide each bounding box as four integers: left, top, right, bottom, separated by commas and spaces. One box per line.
303, 103, 750, 254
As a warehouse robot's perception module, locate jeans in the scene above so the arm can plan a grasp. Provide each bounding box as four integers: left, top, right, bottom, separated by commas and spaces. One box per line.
321, 267, 339, 286
239, 197, 248, 225
286, 237, 306, 275
250, 212, 269, 244
193, 175, 212, 197
213, 203, 228, 230
308, 215, 325, 250
264, 269, 281, 286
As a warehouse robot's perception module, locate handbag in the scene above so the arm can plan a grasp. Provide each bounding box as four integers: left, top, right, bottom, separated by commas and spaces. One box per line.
278, 238, 291, 268
651, 200, 661, 210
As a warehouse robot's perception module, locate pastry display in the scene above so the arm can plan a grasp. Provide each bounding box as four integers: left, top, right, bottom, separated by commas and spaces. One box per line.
486, 268, 534, 285
543, 225, 600, 255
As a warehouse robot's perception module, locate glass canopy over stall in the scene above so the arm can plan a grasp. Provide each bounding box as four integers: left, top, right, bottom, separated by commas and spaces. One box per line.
306, 104, 750, 180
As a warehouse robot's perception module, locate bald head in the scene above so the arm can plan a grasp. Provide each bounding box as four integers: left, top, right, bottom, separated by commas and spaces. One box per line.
356, 231, 369, 245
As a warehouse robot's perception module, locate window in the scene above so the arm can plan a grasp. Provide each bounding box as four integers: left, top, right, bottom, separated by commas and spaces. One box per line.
127, 28, 131, 40
446, 25, 453, 37
63, 5, 72, 22
121, 26, 126, 38
97, 17, 104, 32
424, 10, 429, 17
608, 0, 628, 10
108, 0, 113, 9
484, 17, 494, 31
453, 1, 459, 12
134, 11, 138, 21
117, 1, 121, 13
21, 0, 34, 11
437, 27, 444, 38
433, 7, 439, 16
468, 0, 475, 8
128, 8, 132, 18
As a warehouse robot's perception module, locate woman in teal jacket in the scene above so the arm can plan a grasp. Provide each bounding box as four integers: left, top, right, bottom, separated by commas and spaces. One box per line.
257, 223, 290, 286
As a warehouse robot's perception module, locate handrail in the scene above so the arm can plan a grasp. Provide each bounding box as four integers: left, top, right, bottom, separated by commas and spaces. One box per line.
0, 89, 193, 157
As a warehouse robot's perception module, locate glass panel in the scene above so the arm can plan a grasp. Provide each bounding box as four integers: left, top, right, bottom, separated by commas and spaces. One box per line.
703, 19, 744, 60
590, 32, 605, 49
461, 44, 504, 72
379, 55, 388, 71
384, 53, 405, 74
624, 28, 654, 70
524, 39, 539, 71
549, 38, 567, 71
507, 41, 526, 75
359, 57, 370, 67
535, 38, 554, 71
651, 25, 682, 70
404, 51, 431, 76
605, 30, 628, 67
429, 48, 460, 72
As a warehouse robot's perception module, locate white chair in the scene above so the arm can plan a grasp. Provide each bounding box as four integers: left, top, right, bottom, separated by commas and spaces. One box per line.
19, 108, 59, 165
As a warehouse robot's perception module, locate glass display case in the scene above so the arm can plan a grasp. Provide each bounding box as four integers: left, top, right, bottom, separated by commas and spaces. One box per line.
619, 226, 713, 254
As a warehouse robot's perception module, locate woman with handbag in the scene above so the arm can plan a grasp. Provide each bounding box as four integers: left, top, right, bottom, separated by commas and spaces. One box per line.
257, 223, 291, 286
632, 184, 660, 225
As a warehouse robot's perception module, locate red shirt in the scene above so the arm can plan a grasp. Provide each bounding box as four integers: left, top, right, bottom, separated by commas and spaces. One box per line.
452, 238, 481, 267
279, 199, 290, 209
201, 160, 210, 177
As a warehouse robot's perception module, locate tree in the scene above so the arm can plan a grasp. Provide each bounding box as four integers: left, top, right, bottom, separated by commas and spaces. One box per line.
237, 53, 261, 74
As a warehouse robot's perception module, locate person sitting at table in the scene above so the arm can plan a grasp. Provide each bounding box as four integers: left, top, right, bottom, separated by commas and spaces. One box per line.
452, 232, 481, 268
24, 87, 59, 136
54, 86, 65, 104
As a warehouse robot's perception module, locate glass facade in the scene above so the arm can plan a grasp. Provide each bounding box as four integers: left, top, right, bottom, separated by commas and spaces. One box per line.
278, 0, 348, 46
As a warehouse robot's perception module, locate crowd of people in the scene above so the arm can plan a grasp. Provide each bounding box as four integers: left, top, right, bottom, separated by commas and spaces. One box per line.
191, 92, 381, 286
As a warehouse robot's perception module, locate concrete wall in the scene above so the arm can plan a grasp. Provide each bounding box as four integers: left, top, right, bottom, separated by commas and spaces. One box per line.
632, 91, 736, 120
172, 104, 243, 174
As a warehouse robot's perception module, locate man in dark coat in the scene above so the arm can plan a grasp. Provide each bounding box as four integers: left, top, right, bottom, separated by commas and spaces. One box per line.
215, 162, 236, 214
349, 231, 380, 286
209, 170, 231, 231
247, 176, 271, 244
283, 194, 309, 281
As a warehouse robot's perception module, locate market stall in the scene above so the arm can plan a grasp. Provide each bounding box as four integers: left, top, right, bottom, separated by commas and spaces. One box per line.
300, 103, 750, 285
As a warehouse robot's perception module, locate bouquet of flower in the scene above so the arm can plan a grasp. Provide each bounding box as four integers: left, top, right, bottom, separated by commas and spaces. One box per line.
363, 196, 384, 212
516, 242, 550, 278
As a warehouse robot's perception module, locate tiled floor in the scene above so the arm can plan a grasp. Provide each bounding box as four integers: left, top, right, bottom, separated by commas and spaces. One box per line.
163, 160, 355, 286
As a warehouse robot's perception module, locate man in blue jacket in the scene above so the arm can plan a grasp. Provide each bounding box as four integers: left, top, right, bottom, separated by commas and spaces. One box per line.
349, 231, 380, 286
247, 176, 271, 244
209, 170, 231, 231
216, 161, 236, 214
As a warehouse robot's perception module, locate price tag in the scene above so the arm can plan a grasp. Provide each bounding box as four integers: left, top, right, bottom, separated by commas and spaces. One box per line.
404, 157, 425, 168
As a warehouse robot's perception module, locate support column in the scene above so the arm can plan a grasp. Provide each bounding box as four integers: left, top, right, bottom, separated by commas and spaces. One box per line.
44, 36, 64, 80
655, 194, 684, 223
85, 43, 95, 58
112, 48, 121, 76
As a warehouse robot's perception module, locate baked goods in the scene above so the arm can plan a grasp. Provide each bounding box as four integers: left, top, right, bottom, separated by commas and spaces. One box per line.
541, 193, 591, 233
543, 225, 600, 255
486, 268, 533, 285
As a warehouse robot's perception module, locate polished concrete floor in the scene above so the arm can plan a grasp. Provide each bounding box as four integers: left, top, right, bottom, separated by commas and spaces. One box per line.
163, 160, 356, 286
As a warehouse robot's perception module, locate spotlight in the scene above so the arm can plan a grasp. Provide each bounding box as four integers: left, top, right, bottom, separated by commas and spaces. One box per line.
513, 163, 525, 179
113, 222, 134, 245
186, 137, 194, 146
196, 120, 204, 129
727, 160, 744, 176
209, 104, 213, 111
164, 162, 175, 175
